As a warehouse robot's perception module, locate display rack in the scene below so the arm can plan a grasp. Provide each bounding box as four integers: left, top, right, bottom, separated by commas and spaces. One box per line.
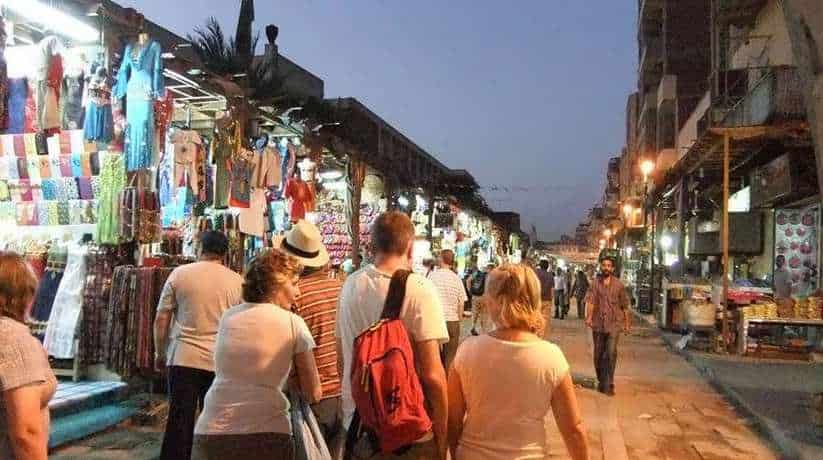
738, 317, 823, 357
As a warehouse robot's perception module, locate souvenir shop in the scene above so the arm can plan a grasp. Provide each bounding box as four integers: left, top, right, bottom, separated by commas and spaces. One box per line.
0, 1, 270, 382
422, 197, 496, 277
652, 143, 823, 357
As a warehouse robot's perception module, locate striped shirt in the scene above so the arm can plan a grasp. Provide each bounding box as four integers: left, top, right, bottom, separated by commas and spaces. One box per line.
294, 271, 343, 399
428, 267, 468, 322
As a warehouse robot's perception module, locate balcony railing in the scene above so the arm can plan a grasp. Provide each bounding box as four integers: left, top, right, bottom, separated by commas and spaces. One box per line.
722, 66, 805, 128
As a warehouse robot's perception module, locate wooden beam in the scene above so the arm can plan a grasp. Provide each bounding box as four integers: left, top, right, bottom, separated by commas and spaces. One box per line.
709, 122, 808, 141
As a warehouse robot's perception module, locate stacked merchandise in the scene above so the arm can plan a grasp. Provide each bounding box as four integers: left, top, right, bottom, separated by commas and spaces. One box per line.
315, 199, 382, 265
105, 265, 175, 379
791, 298, 823, 320
739, 302, 780, 320
0, 130, 102, 227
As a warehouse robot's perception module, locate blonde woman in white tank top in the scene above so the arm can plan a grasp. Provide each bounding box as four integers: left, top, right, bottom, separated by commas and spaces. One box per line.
447, 264, 590, 460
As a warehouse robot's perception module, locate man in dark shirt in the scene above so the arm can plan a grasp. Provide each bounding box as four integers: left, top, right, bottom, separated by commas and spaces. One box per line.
535, 260, 554, 318
585, 257, 630, 396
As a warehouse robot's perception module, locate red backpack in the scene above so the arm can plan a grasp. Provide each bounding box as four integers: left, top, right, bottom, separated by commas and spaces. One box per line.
348, 270, 432, 455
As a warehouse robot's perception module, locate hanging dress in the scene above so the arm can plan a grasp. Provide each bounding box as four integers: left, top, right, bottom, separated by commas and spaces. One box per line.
113, 40, 164, 171
43, 244, 89, 358
35, 37, 63, 136
6, 78, 28, 134
61, 67, 85, 130
83, 65, 114, 142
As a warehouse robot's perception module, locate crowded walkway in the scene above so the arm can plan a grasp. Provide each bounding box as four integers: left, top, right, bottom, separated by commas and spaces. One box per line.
50, 304, 780, 460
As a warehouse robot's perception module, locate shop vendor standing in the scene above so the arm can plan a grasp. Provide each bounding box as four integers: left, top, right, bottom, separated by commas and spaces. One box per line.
153, 231, 243, 460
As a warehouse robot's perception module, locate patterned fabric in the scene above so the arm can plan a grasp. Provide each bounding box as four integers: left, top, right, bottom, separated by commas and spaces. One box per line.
105, 265, 174, 378
293, 271, 344, 399
79, 247, 121, 364
96, 153, 126, 245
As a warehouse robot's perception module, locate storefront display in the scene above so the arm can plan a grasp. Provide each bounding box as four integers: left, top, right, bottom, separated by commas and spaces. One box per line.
775, 205, 819, 297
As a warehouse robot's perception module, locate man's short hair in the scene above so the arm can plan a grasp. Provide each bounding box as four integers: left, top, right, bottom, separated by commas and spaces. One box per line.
371, 211, 415, 256
440, 249, 455, 266
601, 256, 616, 266
539, 260, 549, 270
201, 231, 230, 257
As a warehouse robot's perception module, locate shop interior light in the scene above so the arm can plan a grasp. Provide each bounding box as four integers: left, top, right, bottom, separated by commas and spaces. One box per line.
3, 0, 99, 43
660, 234, 673, 250
398, 196, 410, 208
625, 246, 633, 258
622, 203, 633, 217
319, 170, 344, 181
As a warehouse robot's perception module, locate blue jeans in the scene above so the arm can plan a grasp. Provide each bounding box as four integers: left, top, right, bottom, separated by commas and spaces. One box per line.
592, 331, 619, 391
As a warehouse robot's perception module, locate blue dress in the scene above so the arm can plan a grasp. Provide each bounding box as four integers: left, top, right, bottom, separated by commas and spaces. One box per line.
83, 66, 114, 142
6, 78, 28, 134
113, 41, 164, 172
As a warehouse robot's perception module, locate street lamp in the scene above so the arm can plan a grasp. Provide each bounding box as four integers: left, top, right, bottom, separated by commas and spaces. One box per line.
640, 159, 655, 182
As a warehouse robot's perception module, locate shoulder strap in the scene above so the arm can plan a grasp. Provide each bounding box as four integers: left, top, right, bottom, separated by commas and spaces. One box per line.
380, 270, 411, 320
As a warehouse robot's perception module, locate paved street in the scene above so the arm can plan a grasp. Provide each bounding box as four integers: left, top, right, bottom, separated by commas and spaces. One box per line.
544, 309, 780, 459
52, 308, 781, 460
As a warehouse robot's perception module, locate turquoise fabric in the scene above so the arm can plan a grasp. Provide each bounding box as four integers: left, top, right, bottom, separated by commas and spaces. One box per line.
114, 41, 165, 172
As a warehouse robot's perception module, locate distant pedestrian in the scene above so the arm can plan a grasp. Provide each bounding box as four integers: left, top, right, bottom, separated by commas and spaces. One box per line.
535, 260, 554, 319
336, 211, 449, 459
278, 221, 344, 456
585, 257, 630, 396
773, 254, 792, 300
554, 269, 567, 320
154, 231, 244, 460
572, 270, 590, 319
469, 263, 495, 335
447, 264, 590, 459
0, 252, 56, 460
192, 248, 322, 460
429, 249, 468, 370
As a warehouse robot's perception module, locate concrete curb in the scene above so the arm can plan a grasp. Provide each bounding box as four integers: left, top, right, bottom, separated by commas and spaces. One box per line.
630, 310, 804, 460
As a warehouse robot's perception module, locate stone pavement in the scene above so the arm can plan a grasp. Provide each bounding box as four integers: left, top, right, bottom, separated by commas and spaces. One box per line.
52, 312, 783, 459
658, 331, 823, 460
543, 312, 781, 459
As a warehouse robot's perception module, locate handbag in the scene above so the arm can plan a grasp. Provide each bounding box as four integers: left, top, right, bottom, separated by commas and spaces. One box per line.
288, 313, 332, 460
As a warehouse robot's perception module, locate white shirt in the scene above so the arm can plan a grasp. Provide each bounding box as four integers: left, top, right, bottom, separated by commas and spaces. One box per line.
428, 267, 468, 322
336, 265, 449, 427
195, 303, 316, 435
453, 335, 570, 459
554, 274, 567, 291
157, 261, 244, 372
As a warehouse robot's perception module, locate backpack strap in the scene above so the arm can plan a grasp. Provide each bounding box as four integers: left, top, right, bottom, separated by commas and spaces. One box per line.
380, 270, 411, 320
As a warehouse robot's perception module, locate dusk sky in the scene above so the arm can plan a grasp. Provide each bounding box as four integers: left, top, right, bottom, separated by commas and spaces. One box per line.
121, 0, 637, 240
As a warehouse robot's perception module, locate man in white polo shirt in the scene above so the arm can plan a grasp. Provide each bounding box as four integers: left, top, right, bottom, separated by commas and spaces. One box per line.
428, 249, 468, 370
153, 231, 243, 460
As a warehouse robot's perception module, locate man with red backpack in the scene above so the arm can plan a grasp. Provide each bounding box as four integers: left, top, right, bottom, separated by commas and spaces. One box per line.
336, 211, 449, 459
